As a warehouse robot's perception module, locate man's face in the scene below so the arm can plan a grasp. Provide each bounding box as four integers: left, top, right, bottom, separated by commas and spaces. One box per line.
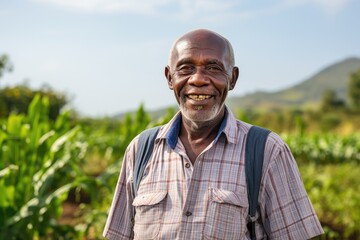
165, 32, 238, 123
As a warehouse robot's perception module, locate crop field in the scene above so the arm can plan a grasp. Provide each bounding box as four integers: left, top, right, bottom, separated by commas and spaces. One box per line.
1, 96, 359, 239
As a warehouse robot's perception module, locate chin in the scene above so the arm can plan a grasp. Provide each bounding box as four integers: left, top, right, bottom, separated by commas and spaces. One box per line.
179, 103, 223, 122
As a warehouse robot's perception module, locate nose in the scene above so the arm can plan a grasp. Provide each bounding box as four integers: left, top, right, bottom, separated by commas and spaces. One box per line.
188, 67, 209, 86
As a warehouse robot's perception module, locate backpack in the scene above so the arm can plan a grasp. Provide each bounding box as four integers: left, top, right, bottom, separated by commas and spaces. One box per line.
133, 125, 270, 240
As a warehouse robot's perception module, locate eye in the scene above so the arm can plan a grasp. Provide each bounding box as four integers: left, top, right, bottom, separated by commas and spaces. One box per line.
206, 64, 223, 73
176, 65, 195, 75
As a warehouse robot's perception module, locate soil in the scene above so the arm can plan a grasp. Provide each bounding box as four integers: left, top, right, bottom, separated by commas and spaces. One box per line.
59, 202, 79, 225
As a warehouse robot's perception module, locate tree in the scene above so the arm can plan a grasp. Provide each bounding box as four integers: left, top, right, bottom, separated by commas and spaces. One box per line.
0, 54, 68, 119
0, 84, 68, 120
0, 54, 13, 79
321, 89, 345, 112
348, 68, 360, 111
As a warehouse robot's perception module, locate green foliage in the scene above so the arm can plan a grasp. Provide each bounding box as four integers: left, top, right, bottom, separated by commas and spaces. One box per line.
235, 107, 360, 135
1, 98, 360, 239
0, 84, 68, 120
283, 133, 360, 164
348, 68, 360, 110
227, 58, 360, 111
151, 107, 177, 126
321, 89, 345, 112
0, 54, 13, 79
0, 94, 91, 239
301, 163, 360, 239
320, 113, 341, 131
120, 103, 152, 147
79, 103, 157, 175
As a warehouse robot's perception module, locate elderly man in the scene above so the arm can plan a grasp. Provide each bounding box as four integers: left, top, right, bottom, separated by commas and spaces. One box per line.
103, 29, 324, 239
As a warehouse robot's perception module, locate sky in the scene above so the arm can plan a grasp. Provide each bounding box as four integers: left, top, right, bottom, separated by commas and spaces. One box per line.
0, 0, 359, 117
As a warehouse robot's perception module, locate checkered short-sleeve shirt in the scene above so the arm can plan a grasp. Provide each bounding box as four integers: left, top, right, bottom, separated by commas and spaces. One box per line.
103, 108, 324, 240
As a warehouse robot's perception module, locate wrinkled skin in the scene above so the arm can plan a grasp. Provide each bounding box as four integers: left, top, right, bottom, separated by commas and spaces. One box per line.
165, 29, 239, 162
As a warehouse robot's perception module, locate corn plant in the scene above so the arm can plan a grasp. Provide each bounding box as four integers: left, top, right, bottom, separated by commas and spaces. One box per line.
76, 105, 177, 237
300, 163, 360, 239
283, 133, 360, 164
0, 94, 91, 239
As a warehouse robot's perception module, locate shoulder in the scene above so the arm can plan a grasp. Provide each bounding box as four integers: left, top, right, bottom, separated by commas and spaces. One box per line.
124, 126, 165, 165
266, 131, 289, 152
263, 130, 294, 162
122, 131, 145, 170
236, 120, 288, 150
242, 126, 296, 178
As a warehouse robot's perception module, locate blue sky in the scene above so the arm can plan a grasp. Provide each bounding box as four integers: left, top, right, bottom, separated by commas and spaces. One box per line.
0, 0, 359, 117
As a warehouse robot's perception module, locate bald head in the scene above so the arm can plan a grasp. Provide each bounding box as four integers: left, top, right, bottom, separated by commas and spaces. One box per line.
168, 29, 235, 69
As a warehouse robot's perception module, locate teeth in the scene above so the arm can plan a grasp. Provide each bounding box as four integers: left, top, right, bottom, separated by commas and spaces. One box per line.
188, 95, 210, 101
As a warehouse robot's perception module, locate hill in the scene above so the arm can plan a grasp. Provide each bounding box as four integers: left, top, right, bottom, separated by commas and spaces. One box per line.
226, 57, 360, 111
113, 57, 360, 119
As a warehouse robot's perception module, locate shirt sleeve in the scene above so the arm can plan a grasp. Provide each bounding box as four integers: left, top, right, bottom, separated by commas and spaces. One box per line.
103, 146, 135, 240
259, 135, 324, 240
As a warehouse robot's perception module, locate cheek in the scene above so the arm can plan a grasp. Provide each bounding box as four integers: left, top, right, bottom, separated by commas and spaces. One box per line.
171, 78, 187, 94
213, 79, 230, 94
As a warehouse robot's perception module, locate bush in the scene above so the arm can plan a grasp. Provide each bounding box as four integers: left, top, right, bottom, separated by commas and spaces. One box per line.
0, 94, 89, 239
300, 163, 360, 239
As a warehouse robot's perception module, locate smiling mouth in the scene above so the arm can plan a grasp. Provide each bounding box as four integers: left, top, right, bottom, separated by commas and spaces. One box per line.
187, 94, 211, 101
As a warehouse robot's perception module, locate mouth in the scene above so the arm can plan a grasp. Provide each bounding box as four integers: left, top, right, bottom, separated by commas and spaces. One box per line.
187, 94, 212, 101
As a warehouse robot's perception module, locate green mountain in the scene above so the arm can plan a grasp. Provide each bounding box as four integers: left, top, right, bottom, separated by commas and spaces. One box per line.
114, 57, 360, 119
226, 57, 360, 111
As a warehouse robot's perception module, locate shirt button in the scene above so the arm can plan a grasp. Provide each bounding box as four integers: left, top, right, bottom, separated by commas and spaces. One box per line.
185, 211, 192, 217
185, 163, 191, 168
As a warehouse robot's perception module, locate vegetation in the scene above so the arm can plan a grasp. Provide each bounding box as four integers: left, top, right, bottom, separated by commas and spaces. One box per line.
320, 89, 345, 112
0, 94, 177, 239
0, 95, 359, 239
0, 84, 68, 120
226, 57, 360, 111
0, 54, 13, 79
0, 95, 92, 239
1, 55, 360, 239
301, 163, 360, 239
349, 68, 360, 110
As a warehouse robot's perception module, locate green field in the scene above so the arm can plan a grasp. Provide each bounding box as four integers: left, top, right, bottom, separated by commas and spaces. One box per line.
1, 96, 359, 239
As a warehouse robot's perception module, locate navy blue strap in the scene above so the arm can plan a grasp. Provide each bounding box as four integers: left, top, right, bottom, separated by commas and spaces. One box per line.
133, 126, 161, 195
245, 125, 271, 240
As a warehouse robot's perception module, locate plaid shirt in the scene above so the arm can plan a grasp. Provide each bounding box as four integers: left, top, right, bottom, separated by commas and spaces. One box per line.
103, 108, 324, 240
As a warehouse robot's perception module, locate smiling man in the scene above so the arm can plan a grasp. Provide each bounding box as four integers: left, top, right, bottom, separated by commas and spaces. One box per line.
103, 29, 324, 240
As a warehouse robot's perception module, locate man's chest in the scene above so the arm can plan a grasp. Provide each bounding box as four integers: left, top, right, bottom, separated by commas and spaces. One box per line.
133, 147, 250, 240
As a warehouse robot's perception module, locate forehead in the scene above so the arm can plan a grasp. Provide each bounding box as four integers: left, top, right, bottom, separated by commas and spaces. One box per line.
172, 35, 229, 64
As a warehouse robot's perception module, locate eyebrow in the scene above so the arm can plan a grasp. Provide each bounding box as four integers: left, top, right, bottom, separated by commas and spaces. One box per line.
175, 58, 224, 68
175, 58, 194, 68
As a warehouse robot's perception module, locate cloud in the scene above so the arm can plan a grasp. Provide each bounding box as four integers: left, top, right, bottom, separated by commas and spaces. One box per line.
222, 0, 351, 21
169, 0, 240, 23
31, 0, 172, 14
284, 0, 350, 14
30, 0, 243, 24
31, 0, 238, 16
30, 0, 350, 20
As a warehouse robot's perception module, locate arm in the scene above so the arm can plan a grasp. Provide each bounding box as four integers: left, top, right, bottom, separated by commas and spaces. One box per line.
259, 136, 324, 240
103, 147, 135, 240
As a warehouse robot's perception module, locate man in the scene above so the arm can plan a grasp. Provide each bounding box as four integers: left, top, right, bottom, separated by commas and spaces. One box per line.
103, 29, 324, 239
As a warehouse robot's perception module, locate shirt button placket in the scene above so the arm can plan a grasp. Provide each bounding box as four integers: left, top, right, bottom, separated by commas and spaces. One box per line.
183, 158, 197, 223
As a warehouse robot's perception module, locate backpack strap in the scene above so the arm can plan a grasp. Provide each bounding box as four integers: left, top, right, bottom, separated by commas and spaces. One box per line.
245, 125, 271, 240
133, 126, 161, 196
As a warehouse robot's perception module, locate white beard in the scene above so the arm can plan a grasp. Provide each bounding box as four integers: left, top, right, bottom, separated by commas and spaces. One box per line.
179, 101, 224, 123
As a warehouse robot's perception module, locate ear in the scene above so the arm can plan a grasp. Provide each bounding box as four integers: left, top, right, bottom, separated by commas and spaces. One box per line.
229, 66, 239, 90
165, 66, 173, 90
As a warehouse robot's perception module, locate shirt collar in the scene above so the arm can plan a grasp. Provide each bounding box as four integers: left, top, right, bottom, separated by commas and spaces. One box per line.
160, 106, 238, 149
166, 113, 182, 149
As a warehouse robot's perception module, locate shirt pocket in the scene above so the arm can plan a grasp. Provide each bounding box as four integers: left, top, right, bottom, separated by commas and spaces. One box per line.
204, 188, 249, 240
132, 191, 167, 240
